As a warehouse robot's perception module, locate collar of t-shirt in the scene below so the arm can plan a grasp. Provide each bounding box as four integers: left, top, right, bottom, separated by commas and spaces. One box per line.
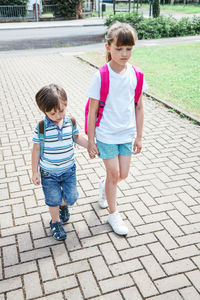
44, 114, 69, 141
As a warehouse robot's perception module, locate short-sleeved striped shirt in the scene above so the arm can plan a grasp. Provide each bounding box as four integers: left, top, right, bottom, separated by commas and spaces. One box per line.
32, 114, 79, 173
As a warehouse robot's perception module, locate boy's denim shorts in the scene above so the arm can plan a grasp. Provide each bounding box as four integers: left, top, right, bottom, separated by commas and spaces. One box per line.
96, 140, 133, 159
40, 164, 78, 207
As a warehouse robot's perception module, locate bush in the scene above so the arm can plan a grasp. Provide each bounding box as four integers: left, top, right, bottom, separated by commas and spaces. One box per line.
55, 0, 84, 19
0, 0, 28, 4
105, 12, 200, 39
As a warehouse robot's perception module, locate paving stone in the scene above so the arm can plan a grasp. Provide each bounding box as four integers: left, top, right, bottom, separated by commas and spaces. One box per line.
44, 276, 77, 294
121, 286, 143, 300
90, 256, 111, 280
147, 291, 183, 300
131, 269, 159, 297
78, 271, 101, 298
169, 245, 200, 260
179, 286, 200, 300
51, 244, 69, 265
5, 261, 37, 278
99, 274, 133, 293
155, 274, 190, 292
64, 287, 84, 300
140, 255, 166, 280
24, 272, 43, 299
17, 232, 33, 252
148, 242, 172, 264
0, 277, 22, 293
58, 260, 90, 277
186, 270, 200, 293
94, 291, 123, 300
6, 289, 24, 300
99, 243, 121, 264
3, 244, 19, 267
110, 259, 142, 276
163, 258, 196, 275
38, 257, 57, 281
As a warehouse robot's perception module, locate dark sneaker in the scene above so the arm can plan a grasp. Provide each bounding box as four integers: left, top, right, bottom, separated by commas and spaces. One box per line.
59, 205, 70, 224
50, 220, 67, 241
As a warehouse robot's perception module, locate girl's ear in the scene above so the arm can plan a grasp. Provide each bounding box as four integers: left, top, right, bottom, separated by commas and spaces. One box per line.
105, 43, 110, 52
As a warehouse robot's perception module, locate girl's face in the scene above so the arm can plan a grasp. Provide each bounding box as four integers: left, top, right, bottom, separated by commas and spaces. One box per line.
106, 40, 133, 67
45, 101, 66, 125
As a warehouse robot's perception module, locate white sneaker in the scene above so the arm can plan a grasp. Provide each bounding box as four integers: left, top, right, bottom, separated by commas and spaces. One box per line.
108, 212, 128, 236
98, 179, 108, 208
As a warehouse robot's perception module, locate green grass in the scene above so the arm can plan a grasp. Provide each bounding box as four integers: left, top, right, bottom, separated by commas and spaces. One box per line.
90, 3, 200, 17
80, 42, 200, 118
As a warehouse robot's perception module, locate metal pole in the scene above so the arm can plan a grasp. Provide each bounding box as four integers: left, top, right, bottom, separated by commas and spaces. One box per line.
35, 0, 39, 22
149, 0, 151, 17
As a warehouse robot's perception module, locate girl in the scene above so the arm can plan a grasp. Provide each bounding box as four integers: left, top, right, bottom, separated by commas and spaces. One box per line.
87, 22, 147, 236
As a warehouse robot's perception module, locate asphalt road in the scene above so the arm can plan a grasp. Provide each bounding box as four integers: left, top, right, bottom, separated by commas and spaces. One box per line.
0, 25, 106, 51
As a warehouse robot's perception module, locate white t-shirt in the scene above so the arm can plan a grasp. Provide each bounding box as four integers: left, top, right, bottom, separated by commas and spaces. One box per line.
87, 62, 148, 144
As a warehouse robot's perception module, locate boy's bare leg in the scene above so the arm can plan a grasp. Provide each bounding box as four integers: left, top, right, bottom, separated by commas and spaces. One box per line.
49, 206, 60, 223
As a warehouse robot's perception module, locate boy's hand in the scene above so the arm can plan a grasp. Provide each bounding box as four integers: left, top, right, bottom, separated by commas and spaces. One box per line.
32, 172, 41, 186
133, 137, 142, 155
88, 141, 99, 159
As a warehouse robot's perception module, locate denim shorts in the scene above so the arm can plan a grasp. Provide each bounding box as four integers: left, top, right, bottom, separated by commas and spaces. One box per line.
96, 140, 133, 159
40, 164, 78, 207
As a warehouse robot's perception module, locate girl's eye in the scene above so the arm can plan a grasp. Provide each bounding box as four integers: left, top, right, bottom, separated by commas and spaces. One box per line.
60, 110, 64, 113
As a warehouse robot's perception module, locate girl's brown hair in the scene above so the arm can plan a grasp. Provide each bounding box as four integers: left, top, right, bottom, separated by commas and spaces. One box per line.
35, 84, 67, 113
105, 21, 137, 62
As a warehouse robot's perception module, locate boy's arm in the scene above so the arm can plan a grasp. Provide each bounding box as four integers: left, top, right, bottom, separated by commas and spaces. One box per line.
32, 143, 41, 185
134, 94, 144, 155
87, 98, 99, 158
75, 134, 88, 148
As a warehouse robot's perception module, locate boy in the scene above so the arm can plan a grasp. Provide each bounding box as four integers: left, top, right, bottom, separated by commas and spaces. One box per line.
32, 84, 88, 241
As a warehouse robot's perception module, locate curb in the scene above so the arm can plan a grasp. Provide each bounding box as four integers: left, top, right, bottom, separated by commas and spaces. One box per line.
77, 55, 200, 126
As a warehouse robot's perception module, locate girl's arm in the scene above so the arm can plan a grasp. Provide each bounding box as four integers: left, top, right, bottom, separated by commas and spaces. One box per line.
32, 143, 41, 185
134, 94, 144, 155
87, 98, 99, 158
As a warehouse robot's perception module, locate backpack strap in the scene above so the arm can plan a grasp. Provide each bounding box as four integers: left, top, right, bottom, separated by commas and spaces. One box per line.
38, 120, 45, 157
132, 66, 144, 105
96, 64, 109, 127
68, 114, 76, 142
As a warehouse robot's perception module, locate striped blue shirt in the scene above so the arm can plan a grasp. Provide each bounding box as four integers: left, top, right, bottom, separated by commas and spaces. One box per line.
32, 114, 79, 173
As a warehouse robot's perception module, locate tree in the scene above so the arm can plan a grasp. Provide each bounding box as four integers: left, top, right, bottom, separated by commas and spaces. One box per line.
152, 0, 160, 18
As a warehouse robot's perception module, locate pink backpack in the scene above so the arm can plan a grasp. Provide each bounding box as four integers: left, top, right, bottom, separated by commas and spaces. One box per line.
85, 64, 144, 134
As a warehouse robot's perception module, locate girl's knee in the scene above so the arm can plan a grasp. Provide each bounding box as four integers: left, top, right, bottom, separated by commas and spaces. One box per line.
119, 172, 128, 181
107, 171, 120, 185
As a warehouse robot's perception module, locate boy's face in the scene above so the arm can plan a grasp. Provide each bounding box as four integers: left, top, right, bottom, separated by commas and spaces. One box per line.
45, 102, 66, 125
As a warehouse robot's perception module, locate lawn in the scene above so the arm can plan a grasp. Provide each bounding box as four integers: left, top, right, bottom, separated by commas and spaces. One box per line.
80, 42, 200, 119
91, 3, 200, 17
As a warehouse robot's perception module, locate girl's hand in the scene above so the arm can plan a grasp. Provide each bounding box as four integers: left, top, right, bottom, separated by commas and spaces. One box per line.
32, 172, 41, 186
133, 137, 142, 155
88, 141, 99, 159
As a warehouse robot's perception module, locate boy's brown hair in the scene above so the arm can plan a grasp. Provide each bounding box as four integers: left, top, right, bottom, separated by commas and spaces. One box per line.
35, 84, 67, 113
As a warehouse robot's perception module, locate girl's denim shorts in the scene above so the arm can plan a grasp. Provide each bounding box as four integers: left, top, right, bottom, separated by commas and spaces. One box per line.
96, 140, 133, 159
40, 164, 78, 207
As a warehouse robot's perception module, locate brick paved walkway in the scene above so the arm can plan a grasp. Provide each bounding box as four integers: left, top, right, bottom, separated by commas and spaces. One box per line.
0, 50, 200, 300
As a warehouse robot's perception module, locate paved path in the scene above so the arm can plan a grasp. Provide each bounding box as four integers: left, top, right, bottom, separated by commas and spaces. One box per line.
0, 46, 200, 300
